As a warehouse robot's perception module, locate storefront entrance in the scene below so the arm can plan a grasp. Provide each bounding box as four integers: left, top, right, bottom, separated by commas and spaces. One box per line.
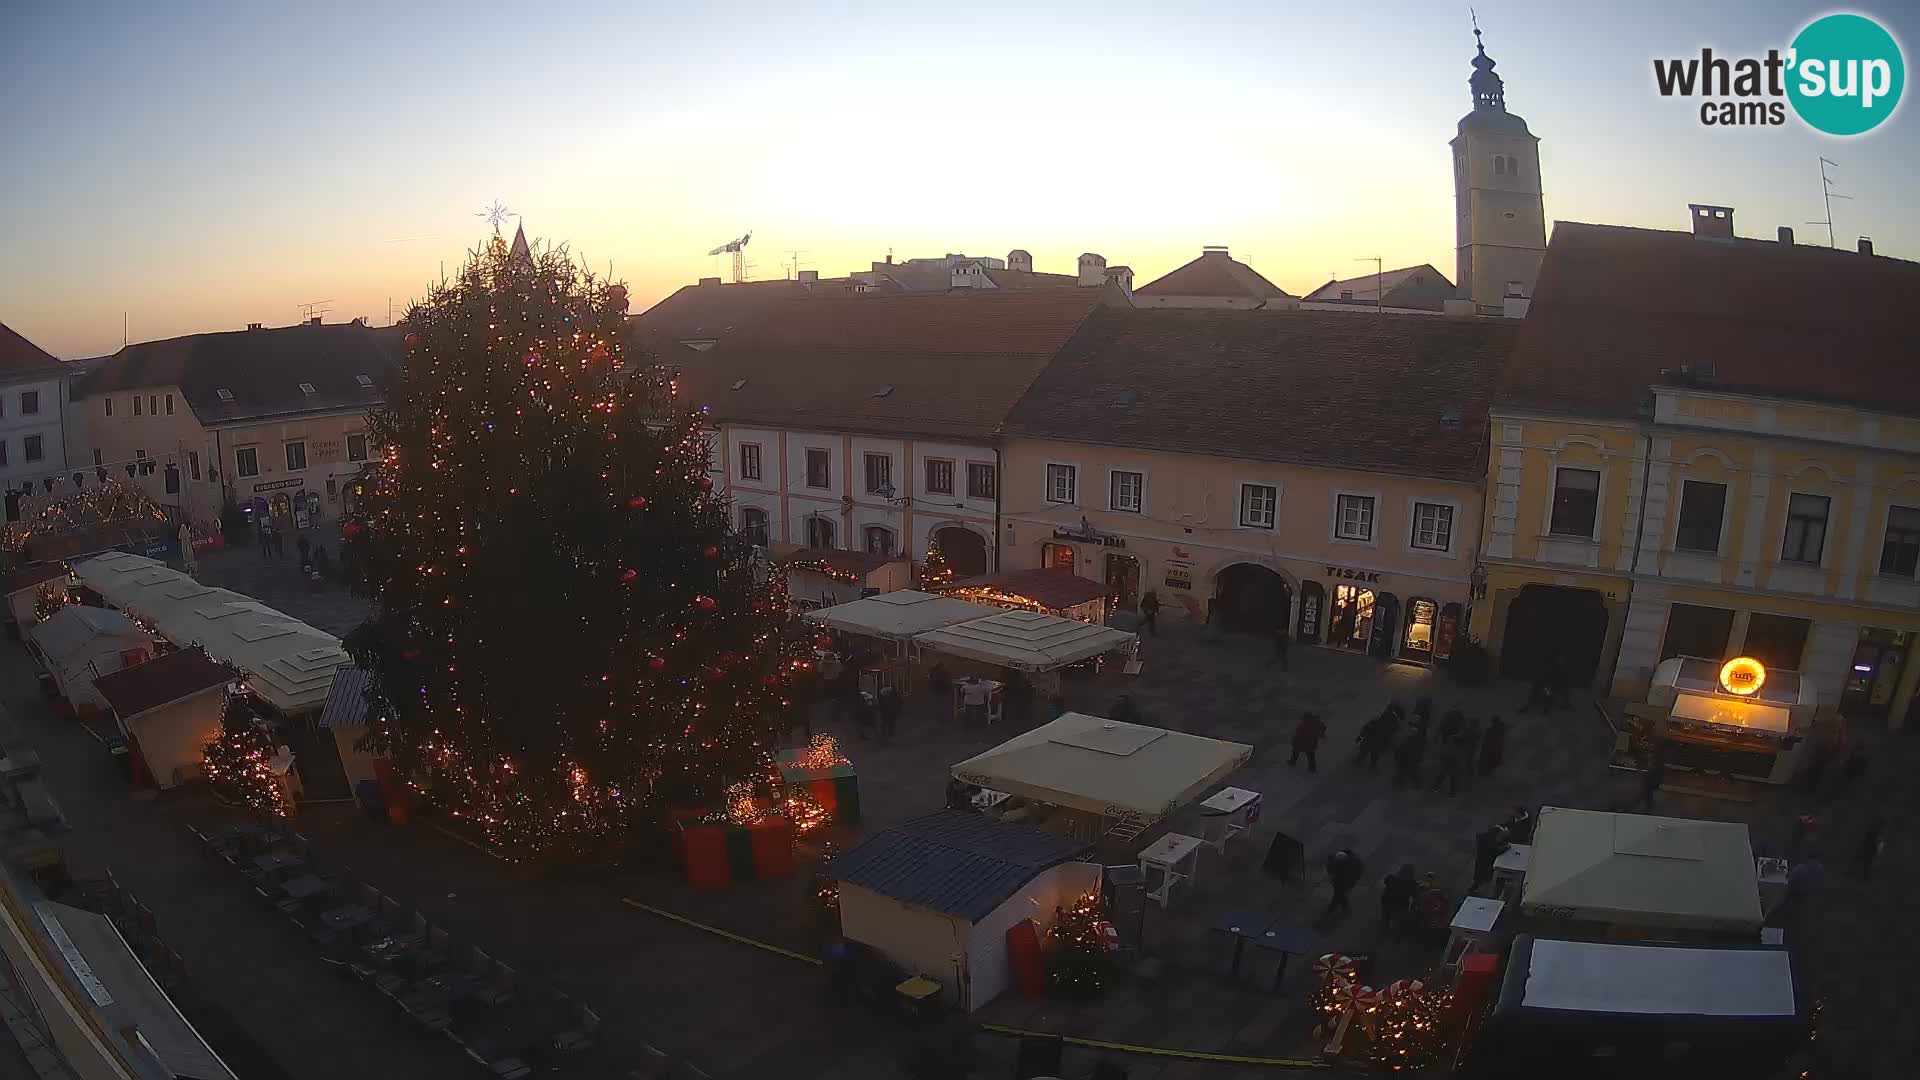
1401, 597, 1438, 663
1841, 628, 1911, 720
933, 526, 990, 578
1327, 584, 1374, 651
1500, 584, 1609, 685
1104, 553, 1141, 612
1214, 563, 1292, 632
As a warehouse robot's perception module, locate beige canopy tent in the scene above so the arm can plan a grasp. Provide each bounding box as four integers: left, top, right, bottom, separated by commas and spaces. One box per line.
1519, 806, 1763, 934
951, 713, 1251, 820
912, 608, 1136, 673
804, 589, 989, 642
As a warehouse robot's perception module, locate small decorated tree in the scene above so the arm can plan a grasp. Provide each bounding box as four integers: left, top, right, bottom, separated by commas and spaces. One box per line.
33, 584, 68, 622
920, 536, 954, 589
1045, 893, 1116, 998
203, 691, 285, 818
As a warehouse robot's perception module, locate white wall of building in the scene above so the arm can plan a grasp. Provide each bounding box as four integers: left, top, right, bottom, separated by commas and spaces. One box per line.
0, 374, 69, 487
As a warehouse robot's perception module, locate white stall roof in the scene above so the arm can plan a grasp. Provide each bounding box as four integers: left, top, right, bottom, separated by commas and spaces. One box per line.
1519, 937, 1795, 1018
805, 590, 987, 640
28, 606, 144, 664
913, 608, 1136, 673
951, 713, 1251, 819
73, 552, 347, 713
1520, 806, 1762, 932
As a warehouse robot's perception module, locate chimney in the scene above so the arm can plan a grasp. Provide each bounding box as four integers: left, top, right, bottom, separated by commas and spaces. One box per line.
308, 316, 323, 326
246, 322, 264, 331
1103, 265, 1134, 300
1688, 203, 1735, 240
797, 270, 818, 283
1076, 252, 1107, 287
1858, 237, 1875, 256
698, 276, 722, 286
1201, 245, 1231, 257
1007, 249, 1033, 273
1777, 226, 1795, 246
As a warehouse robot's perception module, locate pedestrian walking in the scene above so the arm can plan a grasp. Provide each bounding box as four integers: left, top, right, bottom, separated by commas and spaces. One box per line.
270, 526, 285, 558
1268, 622, 1291, 670
1848, 815, 1886, 879
257, 522, 271, 557
1789, 813, 1819, 860
1767, 852, 1824, 926
927, 662, 952, 721
1826, 745, 1868, 801
876, 684, 901, 744
1470, 825, 1509, 894
1639, 748, 1666, 811
1478, 715, 1508, 778
1355, 710, 1392, 770
1431, 717, 1468, 797
1323, 848, 1364, 920
1411, 697, 1434, 731
1289, 711, 1326, 772
1392, 724, 1427, 788
1458, 715, 1482, 785
1380, 864, 1417, 935
1138, 591, 1160, 638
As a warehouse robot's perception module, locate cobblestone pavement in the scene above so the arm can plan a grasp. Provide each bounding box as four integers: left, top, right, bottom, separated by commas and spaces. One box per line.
190, 540, 372, 638
23, 548, 1917, 1077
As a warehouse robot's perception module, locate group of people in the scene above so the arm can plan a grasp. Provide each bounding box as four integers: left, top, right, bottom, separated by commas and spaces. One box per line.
1285, 699, 1509, 796
1321, 849, 1458, 936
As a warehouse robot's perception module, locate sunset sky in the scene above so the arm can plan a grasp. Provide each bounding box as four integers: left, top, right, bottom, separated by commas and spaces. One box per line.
5, 0, 1916, 359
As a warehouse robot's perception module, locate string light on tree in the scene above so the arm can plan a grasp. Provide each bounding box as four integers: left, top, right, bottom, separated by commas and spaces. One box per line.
202, 685, 286, 818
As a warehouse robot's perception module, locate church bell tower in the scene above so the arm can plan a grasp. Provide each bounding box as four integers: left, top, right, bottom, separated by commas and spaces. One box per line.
1451, 26, 1546, 312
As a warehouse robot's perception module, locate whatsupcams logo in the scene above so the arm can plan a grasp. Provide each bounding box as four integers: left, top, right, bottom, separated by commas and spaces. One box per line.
1654, 13, 1905, 134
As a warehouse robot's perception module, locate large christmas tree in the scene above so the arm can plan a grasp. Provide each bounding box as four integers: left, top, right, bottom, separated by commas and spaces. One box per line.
346, 231, 802, 861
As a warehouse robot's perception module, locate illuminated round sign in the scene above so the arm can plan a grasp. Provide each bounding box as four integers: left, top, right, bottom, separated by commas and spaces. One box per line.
1719, 657, 1767, 697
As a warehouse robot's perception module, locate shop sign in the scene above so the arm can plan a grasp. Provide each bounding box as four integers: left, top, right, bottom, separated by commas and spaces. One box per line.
1719, 656, 1766, 696
1172, 546, 1193, 559
1324, 565, 1381, 584
253, 478, 303, 492
1298, 590, 1321, 641
312, 439, 342, 463
1164, 560, 1193, 591
1053, 524, 1126, 548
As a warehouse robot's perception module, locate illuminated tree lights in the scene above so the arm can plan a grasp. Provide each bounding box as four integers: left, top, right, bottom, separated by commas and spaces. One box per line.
344, 233, 806, 863
919, 536, 954, 589
203, 691, 286, 818
1045, 892, 1117, 998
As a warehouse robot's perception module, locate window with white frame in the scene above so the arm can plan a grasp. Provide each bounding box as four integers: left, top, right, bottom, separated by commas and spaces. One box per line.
1240, 484, 1276, 529
285, 440, 307, 471
864, 453, 892, 495
1880, 506, 1920, 577
1335, 493, 1375, 541
1411, 502, 1453, 551
1781, 493, 1830, 564
1046, 463, 1076, 504
1548, 467, 1601, 537
804, 448, 831, 489
864, 526, 895, 557
805, 515, 836, 548
1109, 470, 1143, 513
738, 442, 762, 481
739, 506, 768, 547
347, 433, 369, 462
235, 447, 259, 477
967, 462, 996, 500
925, 458, 954, 495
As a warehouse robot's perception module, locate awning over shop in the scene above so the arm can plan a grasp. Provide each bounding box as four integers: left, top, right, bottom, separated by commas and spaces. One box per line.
769, 542, 904, 581
911, 608, 1135, 673
950, 712, 1251, 820
71, 552, 348, 713
944, 568, 1111, 612
1506, 935, 1796, 1018
1520, 806, 1763, 933
805, 589, 988, 641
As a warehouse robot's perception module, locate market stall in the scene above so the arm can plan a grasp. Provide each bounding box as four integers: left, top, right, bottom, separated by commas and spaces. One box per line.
1, 563, 70, 634
770, 543, 912, 610
93, 648, 234, 790
942, 568, 1112, 624
1636, 656, 1817, 784
805, 589, 987, 649
26, 606, 152, 711
950, 712, 1251, 843
912, 608, 1135, 675
1518, 806, 1763, 939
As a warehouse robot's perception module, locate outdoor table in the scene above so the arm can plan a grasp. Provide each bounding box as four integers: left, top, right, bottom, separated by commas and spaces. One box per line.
279, 874, 331, 901
253, 850, 303, 874
1139, 832, 1204, 909
1491, 843, 1532, 900
1198, 787, 1262, 852
895, 976, 943, 1021
1209, 909, 1268, 978
1240, 923, 1318, 993
320, 905, 374, 933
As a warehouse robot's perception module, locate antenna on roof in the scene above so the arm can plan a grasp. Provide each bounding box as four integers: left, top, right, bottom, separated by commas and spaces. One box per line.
298, 300, 333, 323
1355, 256, 1383, 315
1807, 157, 1851, 248
785, 250, 811, 279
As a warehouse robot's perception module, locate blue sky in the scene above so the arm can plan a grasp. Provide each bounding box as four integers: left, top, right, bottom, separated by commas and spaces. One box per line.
4, 0, 1915, 357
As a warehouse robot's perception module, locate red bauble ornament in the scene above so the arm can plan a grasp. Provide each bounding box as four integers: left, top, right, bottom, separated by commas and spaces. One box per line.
697, 476, 714, 493
620, 568, 639, 584
340, 520, 364, 542
524, 350, 542, 366
402, 332, 421, 350
693, 595, 718, 612
763, 674, 782, 688
626, 495, 648, 509
702, 545, 720, 559
589, 343, 609, 362
646, 655, 667, 673
813, 633, 833, 650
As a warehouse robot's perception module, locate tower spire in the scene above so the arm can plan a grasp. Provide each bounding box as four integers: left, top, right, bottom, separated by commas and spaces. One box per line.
1469, 14, 1506, 111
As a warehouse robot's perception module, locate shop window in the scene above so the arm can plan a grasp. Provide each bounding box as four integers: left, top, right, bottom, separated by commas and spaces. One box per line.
864, 526, 895, 557
1335, 493, 1374, 541
1401, 597, 1437, 660
1781, 493, 1830, 564
348, 433, 368, 462
1041, 542, 1075, 572
925, 458, 954, 496
738, 442, 762, 481
804, 448, 832, 489
1046, 463, 1076, 504
1660, 604, 1734, 661
1879, 505, 1920, 577
236, 447, 259, 478
967, 462, 996, 500
740, 507, 769, 547
1411, 502, 1453, 551
1549, 467, 1600, 537
1742, 613, 1811, 670
285, 440, 307, 471
805, 515, 836, 549
1240, 484, 1276, 529
864, 453, 892, 495
1109, 470, 1143, 513
1673, 480, 1727, 553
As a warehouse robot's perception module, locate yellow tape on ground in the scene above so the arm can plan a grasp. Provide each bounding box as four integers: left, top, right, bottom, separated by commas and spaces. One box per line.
620, 897, 823, 966
977, 1024, 1328, 1068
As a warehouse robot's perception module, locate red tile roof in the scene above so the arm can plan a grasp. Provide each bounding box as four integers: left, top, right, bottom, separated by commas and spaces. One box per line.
768, 543, 904, 579
1004, 307, 1516, 481
94, 648, 232, 719
1303, 264, 1452, 305
948, 568, 1111, 610
630, 279, 833, 352
681, 290, 1110, 440
1135, 250, 1292, 300
1500, 222, 1920, 419
0, 322, 64, 378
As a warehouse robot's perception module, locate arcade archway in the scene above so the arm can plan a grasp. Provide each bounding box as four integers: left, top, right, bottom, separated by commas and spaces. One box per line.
1213, 562, 1294, 632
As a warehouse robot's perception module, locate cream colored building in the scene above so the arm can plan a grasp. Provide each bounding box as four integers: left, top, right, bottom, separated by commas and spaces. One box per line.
1451, 30, 1546, 313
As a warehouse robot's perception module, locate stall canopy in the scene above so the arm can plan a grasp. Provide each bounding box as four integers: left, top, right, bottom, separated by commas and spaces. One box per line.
912, 608, 1134, 672
1502, 935, 1796, 1019
837, 810, 1090, 921
805, 589, 988, 641
1520, 807, 1763, 932
945, 568, 1111, 612
71, 552, 348, 713
951, 713, 1252, 820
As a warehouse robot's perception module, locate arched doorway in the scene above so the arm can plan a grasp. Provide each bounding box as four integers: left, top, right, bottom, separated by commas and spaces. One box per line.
271, 492, 292, 524
1500, 584, 1608, 685
932, 526, 989, 578
1214, 563, 1293, 633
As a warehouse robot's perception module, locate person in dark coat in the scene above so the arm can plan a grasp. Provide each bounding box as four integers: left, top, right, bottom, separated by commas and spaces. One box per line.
1503, 804, 1535, 843
1478, 715, 1509, 777
1392, 724, 1427, 788
1380, 863, 1417, 935
1849, 815, 1887, 878
1639, 747, 1666, 811
1355, 710, 1393, 770
1411, 697, 1434, 731
1268, 623, 1291, 670
1138, 590, 1160, 637
1826, 745, 1868, 801
1471, 826, 1510, 894
1289, 711, 1327, 771
1323, 848, 1364, 919
876, 684, 902, 743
